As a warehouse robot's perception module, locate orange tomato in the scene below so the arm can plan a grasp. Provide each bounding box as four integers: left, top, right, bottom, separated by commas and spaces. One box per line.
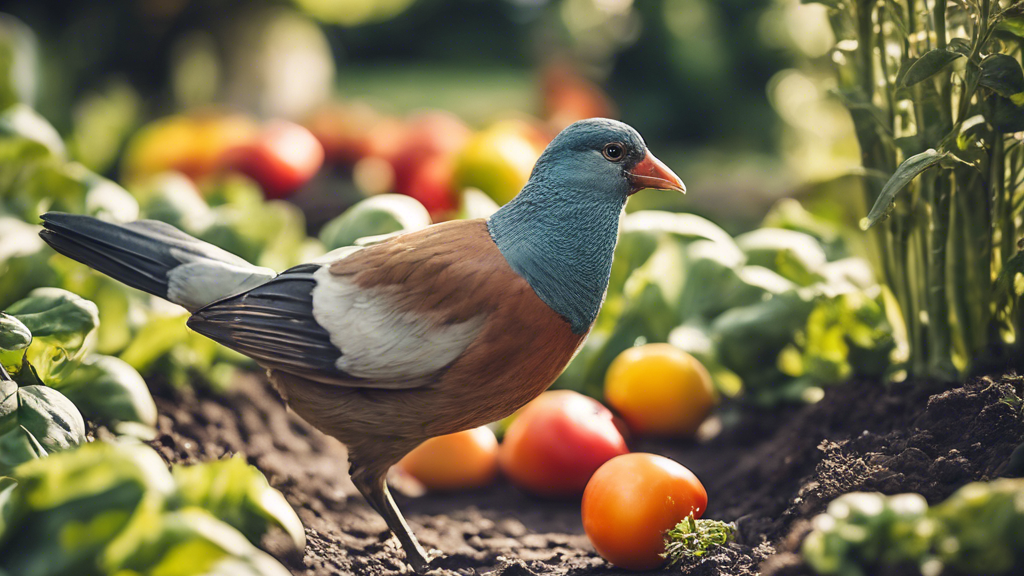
397, 426, 498, 491
605, 343, 716, 437
582, 453, 708, 571
499, 390, 628, 498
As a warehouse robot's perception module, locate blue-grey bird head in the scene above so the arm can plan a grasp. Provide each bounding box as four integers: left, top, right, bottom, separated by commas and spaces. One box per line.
488, 118, 685, 334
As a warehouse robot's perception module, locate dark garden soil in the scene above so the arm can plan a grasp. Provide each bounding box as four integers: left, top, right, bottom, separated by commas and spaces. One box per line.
147, 372, 1024, 576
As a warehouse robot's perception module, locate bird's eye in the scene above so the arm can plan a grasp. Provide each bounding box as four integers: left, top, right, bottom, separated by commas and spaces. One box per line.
602, 142, 625, 162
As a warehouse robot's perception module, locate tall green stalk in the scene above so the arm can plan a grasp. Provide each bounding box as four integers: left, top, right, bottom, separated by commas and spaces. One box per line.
814, 0, 1024, 380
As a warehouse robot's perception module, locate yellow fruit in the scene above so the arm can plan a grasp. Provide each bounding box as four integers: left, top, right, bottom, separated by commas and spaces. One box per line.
453, 120, 545, 205
122, 113, 257, 183
604, 343, 716, 437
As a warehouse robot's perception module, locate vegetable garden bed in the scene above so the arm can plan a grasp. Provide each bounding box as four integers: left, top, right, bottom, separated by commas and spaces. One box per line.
148, 371, 1024, 576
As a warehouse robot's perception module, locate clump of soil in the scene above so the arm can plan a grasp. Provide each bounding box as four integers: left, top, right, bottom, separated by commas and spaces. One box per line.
148, 373, 1024, 576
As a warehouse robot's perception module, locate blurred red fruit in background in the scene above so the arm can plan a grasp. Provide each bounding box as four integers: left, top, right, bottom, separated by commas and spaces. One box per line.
222, 120, 324, 199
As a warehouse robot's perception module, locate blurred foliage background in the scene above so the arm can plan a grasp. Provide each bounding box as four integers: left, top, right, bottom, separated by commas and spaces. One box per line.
0, 0, 863, 228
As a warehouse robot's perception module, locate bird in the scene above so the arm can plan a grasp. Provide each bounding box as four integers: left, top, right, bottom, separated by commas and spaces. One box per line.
37, 118, 685, 573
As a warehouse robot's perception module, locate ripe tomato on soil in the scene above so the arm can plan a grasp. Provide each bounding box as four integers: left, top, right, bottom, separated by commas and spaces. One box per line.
397, 426, 498, 491
605, 343, 717, 437
499, 390, 628, 498
582, 453, 708, 571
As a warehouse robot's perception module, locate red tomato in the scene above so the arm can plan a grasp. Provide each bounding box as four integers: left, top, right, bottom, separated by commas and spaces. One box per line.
582, 453, 708, 571
499, 390, 629, 498
221, 120, 324, 199
397, 426, 499, 491
402, 155, 458, 217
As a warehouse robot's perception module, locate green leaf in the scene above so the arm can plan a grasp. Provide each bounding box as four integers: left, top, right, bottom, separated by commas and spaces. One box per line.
0, 385, 85, 474
0, 217, 56, 311
103, 507, 291, 576
0, 426, 46, 475
0, 376, 15, 436
861, 149, 946, 230
0, 314, 30, 352
54, 355, 157, 437
620, 210, 736, 246
900, 49, 962, 87
957, 115, 988, 150
735, 228, 827, 286
135, 172, 214, 235
1, 441, 174, 576
0, 104, 64, 159
979, 54, 1024, 98
711, 290, 819, 383
0, 476, 16, 542
7, 289, 99, 385
991, 94, 1024, 133
79, 168, 139, 224
319, 193, 430, 250
170, 454, 305, 550
997, 17, 1024, 38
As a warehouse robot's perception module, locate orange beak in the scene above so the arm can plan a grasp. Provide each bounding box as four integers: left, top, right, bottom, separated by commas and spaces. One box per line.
628, 151, 685, 195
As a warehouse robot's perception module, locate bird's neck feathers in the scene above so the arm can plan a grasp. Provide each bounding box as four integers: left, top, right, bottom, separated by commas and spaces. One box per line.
487, 167, 626, 335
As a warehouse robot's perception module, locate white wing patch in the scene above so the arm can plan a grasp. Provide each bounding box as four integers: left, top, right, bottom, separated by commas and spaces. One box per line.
310, 265, 485, 384
167, 248, 276, 312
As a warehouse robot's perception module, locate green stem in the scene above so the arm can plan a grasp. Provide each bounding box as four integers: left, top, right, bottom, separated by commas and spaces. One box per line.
951, 174, 972, 367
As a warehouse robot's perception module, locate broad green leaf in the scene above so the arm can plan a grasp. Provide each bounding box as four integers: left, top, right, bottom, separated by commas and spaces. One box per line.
103, 508, 291, 576
0, 385, 86, 474
16, 385, 85, 452
319, 193, 430, 250
2, 441, 174, 576
991, 95, 1024, 133
711, 290, 818, 385
735, 228, 827, 286
761, 198, 847, 260
118, 310, 190, 373
900, 49, 962, 87
677, 241, 776, 322
0, 217, 56, 311
979, 54, 1024, 98
51, 257, 137, 355
861, 149, 946, 230
0, 103, 64, 159
0, 426, 46, 475
0, 377, 15, 436
0, 314, 30, 352
621, 210, 736, 246
79, 168, 139, 224
170, 454, 305, 550
55, 355, 157, 437
7, 288, 99, 385
997, 17, 1024, 38
0, 476, 16, 541
0, 314, 30, 376
135, 171, 214, 235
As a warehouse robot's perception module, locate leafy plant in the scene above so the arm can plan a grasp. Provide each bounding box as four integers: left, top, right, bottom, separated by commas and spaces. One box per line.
662, 513, 736, 565
808, 0, 1024, 379
803, 479, 1024, 575
556, 205, 894, 406
0, 440, 302, 576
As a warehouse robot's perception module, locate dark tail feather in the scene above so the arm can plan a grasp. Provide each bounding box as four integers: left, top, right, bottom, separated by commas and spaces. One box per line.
38, 213, 188, 299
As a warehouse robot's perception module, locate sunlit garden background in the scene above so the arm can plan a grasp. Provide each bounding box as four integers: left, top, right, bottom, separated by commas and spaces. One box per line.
2, 1, 1024, 575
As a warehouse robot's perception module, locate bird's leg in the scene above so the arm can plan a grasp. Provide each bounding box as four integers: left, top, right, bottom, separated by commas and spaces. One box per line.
353, 472, 432, 573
